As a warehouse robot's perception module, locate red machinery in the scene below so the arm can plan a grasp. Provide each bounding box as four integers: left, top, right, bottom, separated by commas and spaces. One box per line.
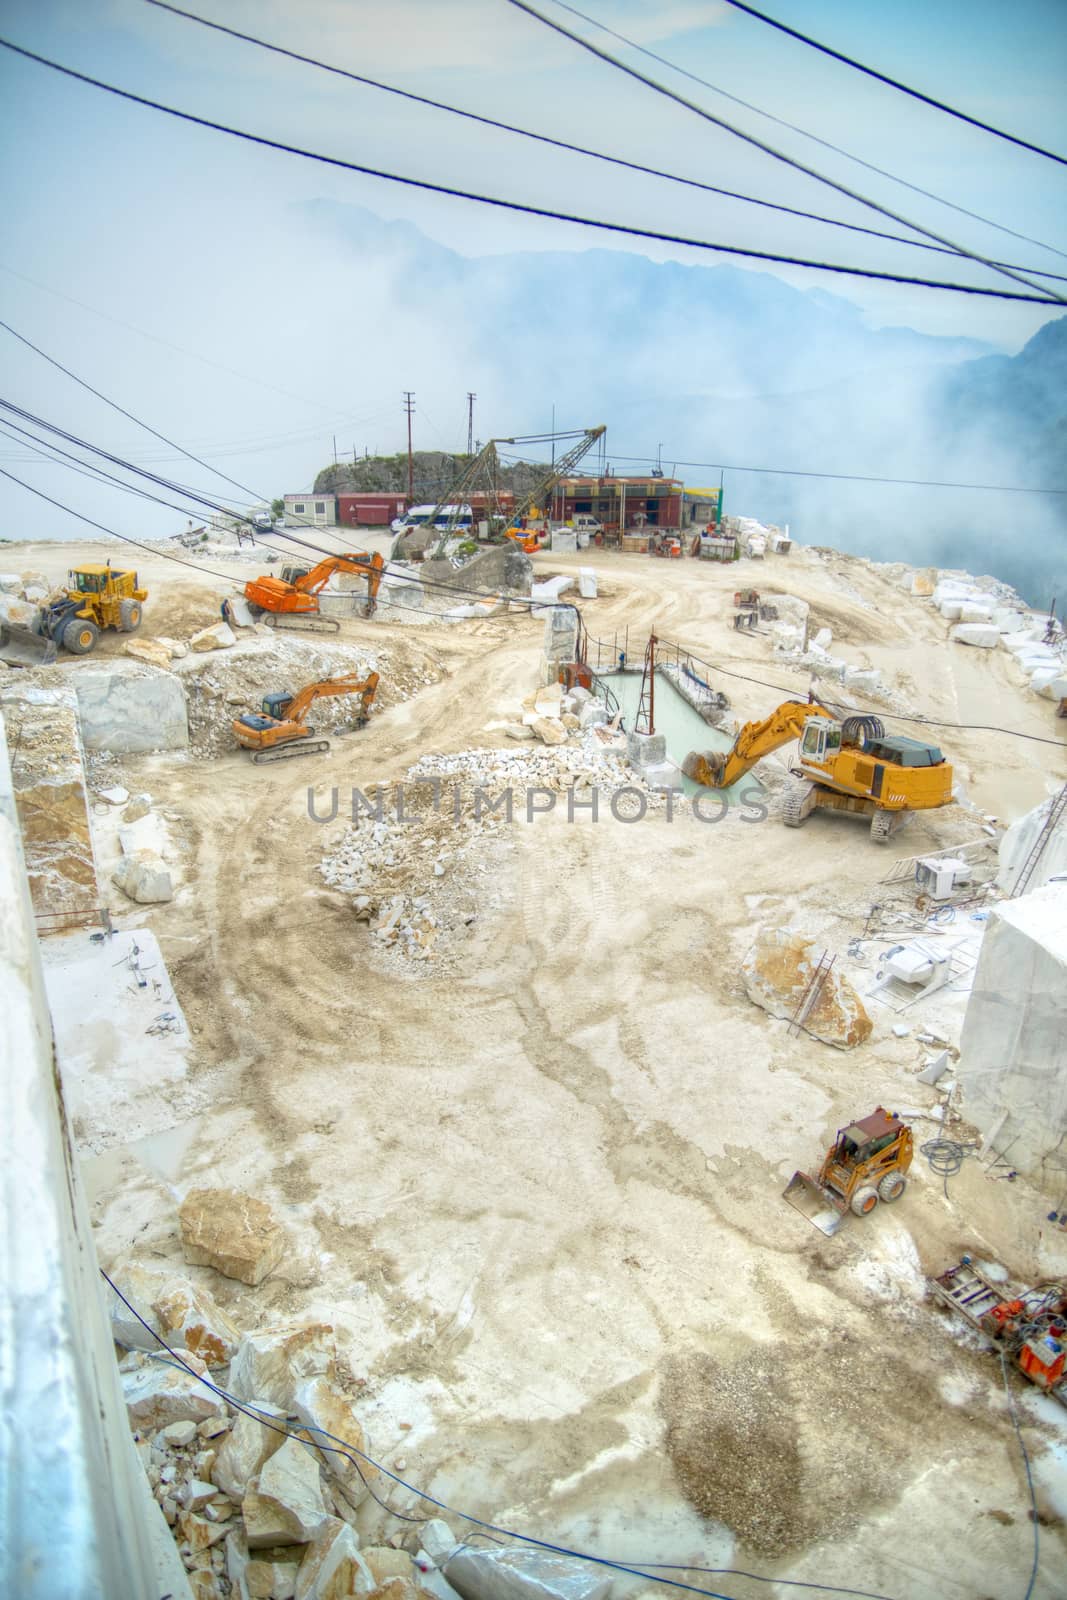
931, 1257, 1067, 1400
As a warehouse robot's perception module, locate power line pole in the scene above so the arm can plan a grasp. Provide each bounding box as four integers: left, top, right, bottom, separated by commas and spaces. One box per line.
466, 392, 476, 456
403, 392, 415, 500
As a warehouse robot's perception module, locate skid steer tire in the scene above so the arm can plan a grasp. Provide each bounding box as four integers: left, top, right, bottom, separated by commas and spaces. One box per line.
62, 618, 100, 655
878, 1173, 906, 1203
850, 1185, 879, 1217
119, 598, 143, 632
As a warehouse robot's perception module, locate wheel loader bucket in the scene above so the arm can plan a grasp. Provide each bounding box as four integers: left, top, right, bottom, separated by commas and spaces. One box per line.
0, 623, 57, 668
783, 1170, 848, 1237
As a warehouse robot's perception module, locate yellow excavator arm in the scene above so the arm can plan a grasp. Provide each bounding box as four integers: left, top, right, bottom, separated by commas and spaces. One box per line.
702, 700, 833, 788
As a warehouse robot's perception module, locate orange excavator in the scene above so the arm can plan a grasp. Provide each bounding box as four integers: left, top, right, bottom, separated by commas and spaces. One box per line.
233, 672, 379, 763
683, 700, 953, 842
243, 553, 385, 632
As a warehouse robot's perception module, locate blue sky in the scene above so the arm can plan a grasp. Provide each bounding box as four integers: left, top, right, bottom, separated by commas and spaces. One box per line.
0, 0, 1065, 540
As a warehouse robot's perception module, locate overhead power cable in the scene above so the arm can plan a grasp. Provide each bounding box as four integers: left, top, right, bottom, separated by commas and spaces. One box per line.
544, 0, 1067, 264
717, 0, 1067, 169
0, 316, 269, 508
504, 1, 1067, 307
0, 36, 1056, 306
141, 0, 1066, 283
496, 446, 1066, 497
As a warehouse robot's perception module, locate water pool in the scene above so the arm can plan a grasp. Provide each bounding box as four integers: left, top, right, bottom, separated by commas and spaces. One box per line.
597, 669, 763, 808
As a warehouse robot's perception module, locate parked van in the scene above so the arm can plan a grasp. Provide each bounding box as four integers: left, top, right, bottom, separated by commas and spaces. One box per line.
432, 503, 474, 532
391, 504, 436, 535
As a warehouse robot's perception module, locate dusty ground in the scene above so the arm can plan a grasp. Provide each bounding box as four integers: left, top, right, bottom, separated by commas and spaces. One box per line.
10, 529, 1067, 1598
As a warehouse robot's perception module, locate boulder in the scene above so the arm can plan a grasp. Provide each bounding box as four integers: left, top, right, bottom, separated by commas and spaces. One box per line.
0, 573, 22, 593
180, 1188, 286, 1286
742, 929, 872, 1049
123, 638, 172, 669
212, 1405, 287, 1499
112, 850, 173, 904
811, 627, 832, 651
910, 568, 937, 597
579, 702, 608, 731
121, 1358, 225, 1431
153, 1276, 242, 1368
74, 664, 189, 752
119, 811, 167, 857
228, 1324, 336, 1409
191, 620, 237, 651
292, 1375, 375, 1510
293, 1517, 375, 1599
224, 596, 257, 628
959, 602, 994, 623
842, 667, 880, 692
442, 1546, 613, 1600
578, 568, 597, 598
158, 634, 189, 658
1036, 673, 1067, 701
950, 623, 999, 648
179, 1509, 229, 1553
243, 1437, 329, 1548
551, 530, 577, 553
532, 682, 563, 718
122, 792, 152, 823
531, 717, 567, 746
503, 723, 535, 741
245, 1558, 300, 1598
107, 1261, 239, 1366
99, 784, 130, 805
364, 1550, 416, 1584
0, 593, 41, 628
938, 600, 964, 621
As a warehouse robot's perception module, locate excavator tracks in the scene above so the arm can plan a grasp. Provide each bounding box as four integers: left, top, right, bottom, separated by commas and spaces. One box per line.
781, 779, 817, 828
250, 738, 331, 764
263, 613, 341, 634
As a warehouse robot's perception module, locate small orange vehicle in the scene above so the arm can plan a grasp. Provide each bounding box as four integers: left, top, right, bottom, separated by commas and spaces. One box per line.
233, 672, 379, 764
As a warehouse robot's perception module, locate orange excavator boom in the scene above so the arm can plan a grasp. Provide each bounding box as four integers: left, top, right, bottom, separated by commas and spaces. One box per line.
233, 672, 379, 763
243, 552, 385, 621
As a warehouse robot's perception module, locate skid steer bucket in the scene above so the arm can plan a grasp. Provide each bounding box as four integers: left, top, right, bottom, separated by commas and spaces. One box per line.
783, 1170, 848, 1237
0, 623, 57, 668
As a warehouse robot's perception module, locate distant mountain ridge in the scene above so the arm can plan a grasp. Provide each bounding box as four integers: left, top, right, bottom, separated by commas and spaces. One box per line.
300, 201, 1065, 601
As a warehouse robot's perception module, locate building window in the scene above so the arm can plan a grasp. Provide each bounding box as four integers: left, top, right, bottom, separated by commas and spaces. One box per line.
293, 502, 305, 514
315, 502, 325, 515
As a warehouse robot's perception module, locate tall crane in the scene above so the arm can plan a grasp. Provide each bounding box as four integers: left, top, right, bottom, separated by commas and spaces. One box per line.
393, 427, 606, 560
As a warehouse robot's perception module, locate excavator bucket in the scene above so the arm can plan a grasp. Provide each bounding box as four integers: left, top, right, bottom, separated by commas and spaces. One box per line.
783, 1171, 848, 1237
0, 623, 57, 668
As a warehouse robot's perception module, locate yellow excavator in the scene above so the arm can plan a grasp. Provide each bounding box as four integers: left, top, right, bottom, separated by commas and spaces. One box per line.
233, 672, 379, 763
683, 700, 953, 842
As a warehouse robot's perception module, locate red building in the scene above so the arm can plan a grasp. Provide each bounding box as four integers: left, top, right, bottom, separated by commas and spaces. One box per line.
336, 493, 409, 527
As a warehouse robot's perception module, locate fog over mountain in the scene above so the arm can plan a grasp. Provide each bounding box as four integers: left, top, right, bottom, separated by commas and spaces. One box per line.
306, 202, 1067, 606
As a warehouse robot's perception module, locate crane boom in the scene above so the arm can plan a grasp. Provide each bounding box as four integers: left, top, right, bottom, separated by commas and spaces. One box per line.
506, 425, 607, 532
700, 700, 833, 788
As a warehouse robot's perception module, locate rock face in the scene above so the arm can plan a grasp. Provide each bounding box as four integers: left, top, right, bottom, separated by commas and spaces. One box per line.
74, 663, 189, 752
0, 685, 99, 920
421, 542, 532, 595
179, 1188, 286, 1286
742, 929, 872, 1049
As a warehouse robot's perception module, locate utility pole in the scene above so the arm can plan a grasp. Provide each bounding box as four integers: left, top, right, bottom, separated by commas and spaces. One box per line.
333, 434, 338, 465
403, 392, 415, 500
466, 392, 476, 456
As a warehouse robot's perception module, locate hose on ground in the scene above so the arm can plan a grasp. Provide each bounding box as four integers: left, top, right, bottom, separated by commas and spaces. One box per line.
920, 1136, 977, 1198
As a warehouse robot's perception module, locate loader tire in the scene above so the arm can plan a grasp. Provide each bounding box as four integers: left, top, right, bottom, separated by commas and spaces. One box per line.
850, 1185, 879, 1217
878, 1173, 906, 1203
119, 598, 143, 632
63, 618, 100, 655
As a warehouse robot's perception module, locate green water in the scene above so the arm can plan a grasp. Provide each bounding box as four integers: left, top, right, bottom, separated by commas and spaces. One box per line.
598, 670, 763, 808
